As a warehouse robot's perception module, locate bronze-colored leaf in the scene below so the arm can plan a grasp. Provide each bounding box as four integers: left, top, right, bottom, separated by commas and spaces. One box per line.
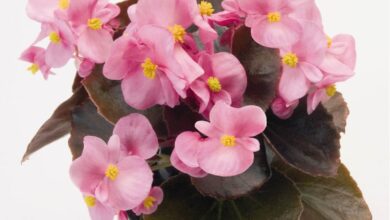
322, 92, 349, 133
191, 145, 270, 200
22, 88, 87, 162
68, 99, 114, 159
232, 26, 281, 111
284, 165, 372, 220
82, 66, 167, 138
264, 98, 341, 176
145, 171, 303, 220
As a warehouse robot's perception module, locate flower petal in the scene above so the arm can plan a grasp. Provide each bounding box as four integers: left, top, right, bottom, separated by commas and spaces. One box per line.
278, 67, 311, 104
300, 62, 323, 83
78, 29, 113, 63
174, 132, 203, 167
170, 150, 207, 178
113, 114, 159, 160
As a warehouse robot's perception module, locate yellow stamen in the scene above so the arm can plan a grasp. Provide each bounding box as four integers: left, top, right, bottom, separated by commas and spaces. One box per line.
58, 0, 70, 10
327, 36, 332, 48
326, 85, 336, 97
207, 77, 222, 93
282, 52, 299, 68
221, 135, 236, 147
143, 196, 157, 209
84, 196, 96, 208
49, 32, 61, 44
267, 12, 281, 23
141, 58, 158, 79
168, 24, 186, 43
27, 64, 39, 75
88, 18, 103, 30
199, 1, 214, 16
105, 164, 119, 181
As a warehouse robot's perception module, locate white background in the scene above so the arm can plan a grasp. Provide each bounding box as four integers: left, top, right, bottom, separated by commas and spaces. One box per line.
0, 0, 388, 219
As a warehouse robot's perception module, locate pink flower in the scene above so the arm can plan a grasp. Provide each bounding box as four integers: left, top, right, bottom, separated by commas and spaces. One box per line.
76, 57, 95, 78
35, 21, 76, 68
69, 135, 153, 210
173, 102, 267, 177
278, 22, 327, 104
210, 0, 245, 26
190, 52, 247, 116
236, 0, 319, 48
26, 0, 68, 23
271, 97, 299, 119
82, 194, 116, 220
128, 0, 217, 83
170, 149, 207, 178
103, 25, 187, 110
307, 34, 356, 114
20, 46, 53, 79
113, 113, 159, 160
132, 187, 164, 216
67, 0, 120, 63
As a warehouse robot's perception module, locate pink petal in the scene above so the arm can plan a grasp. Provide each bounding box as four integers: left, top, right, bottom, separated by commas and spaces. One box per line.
174, 132, 203, 167
198, 138, 254, 177
113, 114, 159, 160
69, 136, 109, 194
26, 0, 58, 22
85, 195, 116, 220
68, 0, 97, 26
307, 89, 326, 114
190, 80, 210, 113
78, 29, 113, 63
194, 121, 223, 138
46, 42, 73, 68
132, 186, 164, 215
121, 68, 179, 110
193, 15, 218, 45
107, 135, 121, 163
251, 16, 302, 48
329, 35, 356, 69
170, 150, 208, 178
237, 0, 263, 14
211, 52, 247, 105
300, 62, 323, 83
106, 156, 153, 210
209, 102, 267, 138
103, 36, 133, 80
278, 67, 311, 104
271, 97, 299, 119
236, 137, 260, 151
174, 45, 204, 83
20, 46, 44, 63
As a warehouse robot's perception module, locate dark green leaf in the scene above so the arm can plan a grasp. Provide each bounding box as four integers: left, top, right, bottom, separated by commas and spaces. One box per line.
232, 26, 281, 111
68, 99, 114, 159
22, 87, 87, 162
264, 98, 341, 176
145, 171, 303, 220
191, 145, 270, 200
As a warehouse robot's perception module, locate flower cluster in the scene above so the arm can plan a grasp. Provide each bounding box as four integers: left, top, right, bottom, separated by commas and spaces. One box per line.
70, 114, 163, 219
21, 0, 357, 219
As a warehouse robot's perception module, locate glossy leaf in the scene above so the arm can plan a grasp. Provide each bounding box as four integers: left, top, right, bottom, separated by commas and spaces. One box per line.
322, 92, 349, 133
82, 66, 167, 138
145, 171, 303, 220
264, 98, 341, 176
285, 165, 371, 220
68, 99, 114, 159
232, 26, 281, 111
191, 145, 270, 200
22, 88, 87, 162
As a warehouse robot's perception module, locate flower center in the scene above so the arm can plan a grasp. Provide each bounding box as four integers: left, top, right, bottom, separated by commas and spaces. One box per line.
168, 24, 186, 43
88, 18, 103, 30
49, 32, 61, 44
207, 77, 222, 93
282, 52, 299, 68
141, 58, 158, 80
327, 36, 332, 48
326, 84, 336, 97
105, 164, 119, 181
267, 12, 281, 23
199, 1, 214, 16
58, 0, 70, 10
221, 135, 236, 147
143, 196, 157, 209
28, 64, 39, 74
84, 196, 96, 208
